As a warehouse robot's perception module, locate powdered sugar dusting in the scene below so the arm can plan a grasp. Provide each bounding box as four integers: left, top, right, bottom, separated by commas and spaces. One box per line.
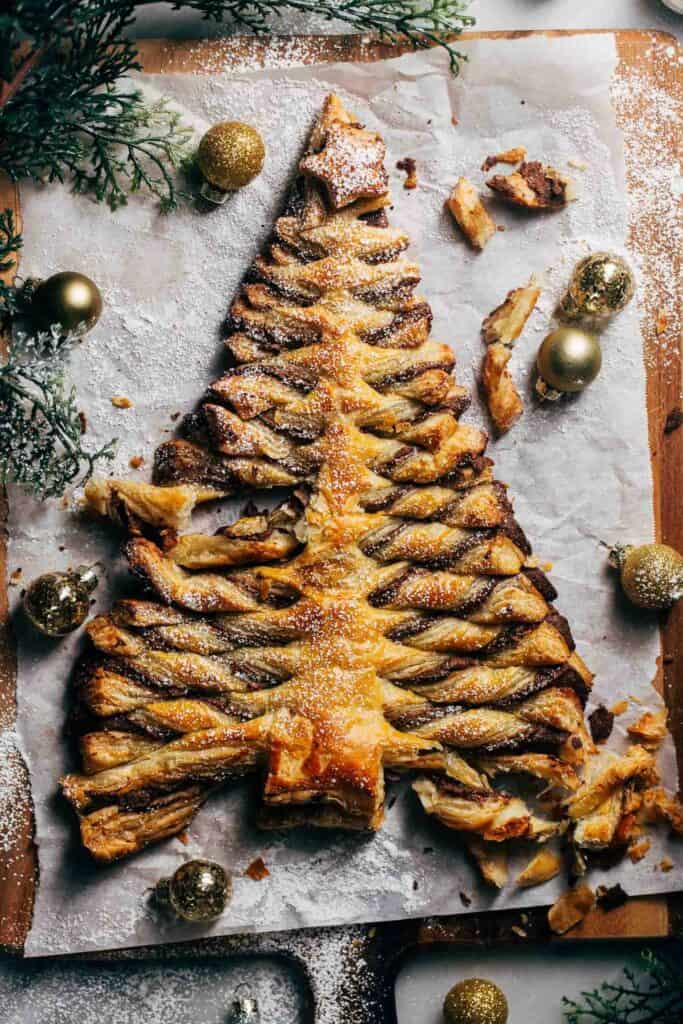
611, 38, 682, 377
0, 729, 26, 856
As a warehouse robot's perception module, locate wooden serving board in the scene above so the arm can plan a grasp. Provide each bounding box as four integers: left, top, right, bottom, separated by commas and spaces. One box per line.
1, 28, 681, 1024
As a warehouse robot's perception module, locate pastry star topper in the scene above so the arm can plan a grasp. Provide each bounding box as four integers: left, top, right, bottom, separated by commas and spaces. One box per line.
300, 120, 389, 209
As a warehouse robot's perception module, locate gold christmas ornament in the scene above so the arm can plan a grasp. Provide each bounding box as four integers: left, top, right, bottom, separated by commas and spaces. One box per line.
443, 978, 508, 1024
535, 326, 601, 399
23, 564, 99, 637
609, 543, 683, 610
559, 251, 635, 321
197, 122, 265, 203
32, 272, 103, 336
157, 859, 231, 921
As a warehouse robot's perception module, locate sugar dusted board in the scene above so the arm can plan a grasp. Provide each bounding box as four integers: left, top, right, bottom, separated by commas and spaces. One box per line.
0, 27, 681, 1024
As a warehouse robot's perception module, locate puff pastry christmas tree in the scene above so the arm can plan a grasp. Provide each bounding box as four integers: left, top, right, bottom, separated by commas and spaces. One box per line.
62, 95, 651, 881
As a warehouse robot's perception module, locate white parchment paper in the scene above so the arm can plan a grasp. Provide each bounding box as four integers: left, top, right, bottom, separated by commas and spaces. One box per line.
10, 35, 680, 957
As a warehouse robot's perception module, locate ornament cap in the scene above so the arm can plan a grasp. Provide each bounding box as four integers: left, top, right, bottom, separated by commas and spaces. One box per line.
199, 180, 230, 205
608, 543, 633, 571
73, 563, 101, 593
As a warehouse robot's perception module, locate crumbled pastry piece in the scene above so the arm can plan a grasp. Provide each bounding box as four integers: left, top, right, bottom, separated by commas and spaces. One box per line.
567, 158, 589, 171
481, 281, 540, 347
628, 838, 651, 863
548, 884, 595, 934
447, 177, 497, 250
9, 567, 22, 585
596, 882, 628, 911
245, 856, 270, 881
639, 786, 683, 834
479, 280, 540, 435
627, 709, 668, 749
656, 309, 669, 335
515, 848, 562, 888
467, 837, 509, 889
481, 342, 523, 435
111, 395, 132, 409
588, 705, 615, 744
659, 857, 674, 872
129, 455, 144, 469
300, 118, 388, 209
481, 146, 527, 172
84, 478, 226, 531
568, 746, 657, 823
396, 157, 418, 190
510, 924, 527, 938
610, 699, 629, 716
487, 161, 573, 209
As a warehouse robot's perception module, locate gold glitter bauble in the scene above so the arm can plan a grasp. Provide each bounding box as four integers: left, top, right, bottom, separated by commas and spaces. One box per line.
610, 543, 683, 610
23, 564, 99, 637
162, 859, 231, 922
536, 326, 601, 393
560, 251, 635, 321
197, 122, 265, 192
32, 272, 103, 336
443, 979, 508, 1024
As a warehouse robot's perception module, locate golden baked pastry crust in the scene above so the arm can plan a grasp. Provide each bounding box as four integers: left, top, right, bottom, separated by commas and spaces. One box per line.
65, 94, 605, 873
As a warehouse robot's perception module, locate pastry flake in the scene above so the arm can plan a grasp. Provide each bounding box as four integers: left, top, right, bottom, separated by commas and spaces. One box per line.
447, 177, 497, 250
481, 342, 523, 435
515, 847, 562, 888
481, 147, 527, 172
61, 95, 609, 878
548, 883, 595, 934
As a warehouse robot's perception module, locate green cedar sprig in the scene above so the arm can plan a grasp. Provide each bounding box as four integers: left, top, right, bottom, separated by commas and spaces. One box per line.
0, 326, 116, 498
563, 950, 683, 1024
0, 208, 24, 319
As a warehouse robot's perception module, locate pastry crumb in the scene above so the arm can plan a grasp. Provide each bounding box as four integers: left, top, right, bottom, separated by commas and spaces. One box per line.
610, 699, 629, 716
659, 857, 674, 872
111, 395, 132, 409
481, 146, 527, 172
396, 157, 418, 189
548, 884, 595, 935
129, 455, 144, 469
245, 856, 270, 881
627, 709, 667, 749
655, 309, 668, 335
510, 924, 527, 938
176, 830, 189, 846
596, 883, 628, 912
567, 158, 589, 170
589, 705, 615, 744
628, 838, 651, 863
